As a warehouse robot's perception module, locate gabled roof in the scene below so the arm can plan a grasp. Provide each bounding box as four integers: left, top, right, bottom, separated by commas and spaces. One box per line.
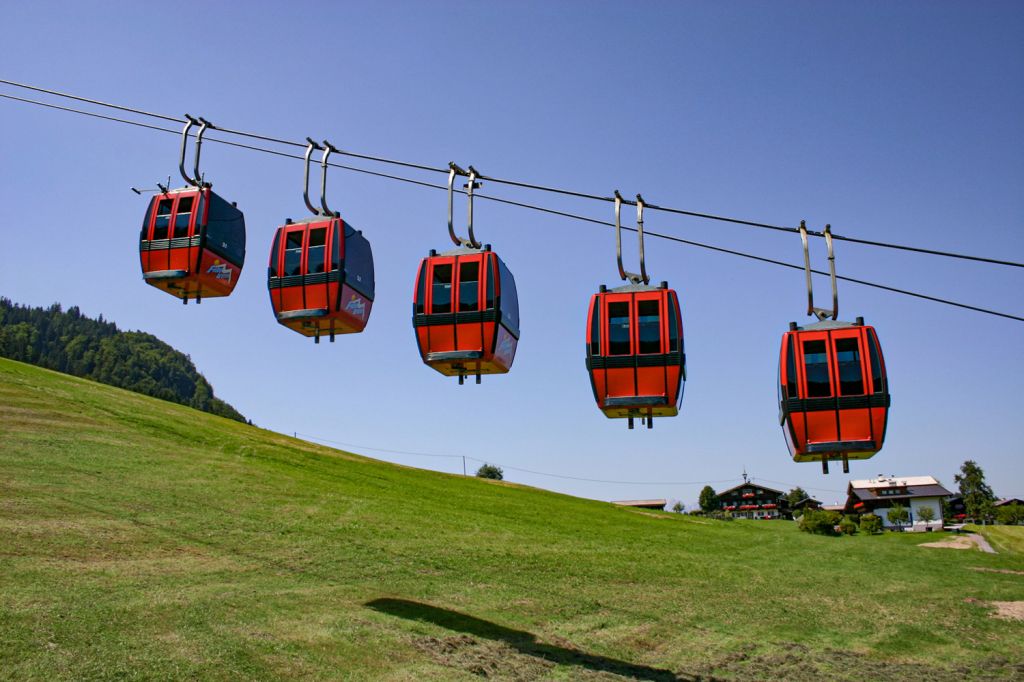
613, 499, 667, 509
716, 482, 784, 497
996, 498, 1024, 507
851, 484, 952, 501
850, 475, 941, 489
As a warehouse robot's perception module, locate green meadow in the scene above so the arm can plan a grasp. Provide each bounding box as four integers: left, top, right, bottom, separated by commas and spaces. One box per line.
1, 357, 1022, 680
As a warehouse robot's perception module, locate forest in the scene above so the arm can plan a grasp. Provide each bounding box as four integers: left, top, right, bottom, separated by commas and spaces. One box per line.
0, 298, 244, 422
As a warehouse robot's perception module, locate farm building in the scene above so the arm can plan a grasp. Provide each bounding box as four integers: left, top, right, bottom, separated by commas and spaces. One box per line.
843, 475, 952, 531
717, 482, 789, 520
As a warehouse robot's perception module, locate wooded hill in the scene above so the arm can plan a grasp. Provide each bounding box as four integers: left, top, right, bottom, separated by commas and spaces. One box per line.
0, 298, 244, 422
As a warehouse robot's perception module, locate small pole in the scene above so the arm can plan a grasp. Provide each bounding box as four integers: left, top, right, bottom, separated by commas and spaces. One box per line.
463, 456, 467, 476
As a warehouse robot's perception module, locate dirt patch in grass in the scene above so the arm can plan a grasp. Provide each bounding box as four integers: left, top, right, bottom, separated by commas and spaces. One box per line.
989, 602, 1024, 621
969, 567, 1024, 577
695, 642, 1024, 681
919, 535, 977, 550
414, 634, 556, 680
965, 597, 1024, 623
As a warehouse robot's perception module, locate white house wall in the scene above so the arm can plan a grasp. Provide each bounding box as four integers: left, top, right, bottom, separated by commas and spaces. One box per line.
872, 497, 944, 531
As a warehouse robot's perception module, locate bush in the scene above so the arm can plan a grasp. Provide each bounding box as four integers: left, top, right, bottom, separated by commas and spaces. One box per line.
839, 515, 859, 535
475, 464, 503, 480
859, 514, 883, 534
997, 503, 1024, 526
798, 509, 842, 535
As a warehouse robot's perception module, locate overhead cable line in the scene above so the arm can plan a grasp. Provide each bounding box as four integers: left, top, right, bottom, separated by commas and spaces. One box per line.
295, 432, 740, 487
2, 77, 1021, 269
1, 91, 1022, 323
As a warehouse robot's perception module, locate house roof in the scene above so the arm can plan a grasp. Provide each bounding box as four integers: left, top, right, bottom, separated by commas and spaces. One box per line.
850, 484, 952, 502
613, 499, 667, 509
849, 475, 941, 489
716, 482, 784, 497
996, 498, 1024, 507
792, 497, 822, 507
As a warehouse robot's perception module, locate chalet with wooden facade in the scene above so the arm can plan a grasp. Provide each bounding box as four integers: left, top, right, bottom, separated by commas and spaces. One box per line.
843, 475, 952, 531
717, 482, 788, 520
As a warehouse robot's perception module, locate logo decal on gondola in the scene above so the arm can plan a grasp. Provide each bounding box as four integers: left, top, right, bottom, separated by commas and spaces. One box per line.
207, 261, 233, 282
345, 294, 367, 320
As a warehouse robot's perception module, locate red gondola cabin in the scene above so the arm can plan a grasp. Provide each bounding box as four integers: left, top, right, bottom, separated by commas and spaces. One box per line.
267, 216, 374, 341
585, 282, 685, 428
778, 318, 890, 472
412, 246, 519, 383
139, 186, 245, 303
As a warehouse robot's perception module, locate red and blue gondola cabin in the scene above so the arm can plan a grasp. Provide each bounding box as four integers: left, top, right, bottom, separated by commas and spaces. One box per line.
139, 187, 245, 302
778, 319, 890, 464
267, 216, 374, 340
585, 283, 685, 422
412, 247, 520, 380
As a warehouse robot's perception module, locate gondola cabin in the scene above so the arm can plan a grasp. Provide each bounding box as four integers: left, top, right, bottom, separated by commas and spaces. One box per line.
412, 246, 519, 383
267, 216, 374, 341
139, 186, 245, 303
585, 282, 685, 428
778, 318, 890, 472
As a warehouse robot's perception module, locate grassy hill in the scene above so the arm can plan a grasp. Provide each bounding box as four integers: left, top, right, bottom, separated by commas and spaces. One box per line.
1, 357, 1022, 681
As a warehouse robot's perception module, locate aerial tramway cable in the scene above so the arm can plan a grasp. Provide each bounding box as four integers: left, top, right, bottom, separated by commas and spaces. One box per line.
1, 89, 1022, 323
2, 78, 1021, 269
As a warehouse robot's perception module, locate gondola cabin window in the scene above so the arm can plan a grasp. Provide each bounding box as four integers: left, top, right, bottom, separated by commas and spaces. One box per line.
803, 340, 831, 398
307, 228, 327, 274
432, 264, 453, 313
284, 230, 303, 276
835, 337, 865, 396
608, 302, 631, 355
668, 292, 681, 353
330, 224, 341, 271
154, 199, 172, 240
637, 299, 660, 354
867, 329, 885, 393
459, 261, 479, 311
174, 196, 193, 238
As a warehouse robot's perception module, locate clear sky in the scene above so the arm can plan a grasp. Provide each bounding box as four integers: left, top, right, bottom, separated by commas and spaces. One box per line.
2, 1, 1022, 508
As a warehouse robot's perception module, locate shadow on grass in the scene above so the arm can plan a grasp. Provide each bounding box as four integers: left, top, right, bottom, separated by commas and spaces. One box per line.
366, 598, 696, 681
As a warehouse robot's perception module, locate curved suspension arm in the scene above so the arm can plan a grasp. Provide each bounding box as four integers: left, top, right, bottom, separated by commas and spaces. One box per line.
800, 220, 838, 320
447, 162, 463, 246
178, 115, 198, 186
302, 137, 323, 216
636, 193, 649, 285
465, 165, 482, 249
193, 117, 212, 186
614, 190, 649, 284
446, 162, 481, 248
320, 140, 337, 217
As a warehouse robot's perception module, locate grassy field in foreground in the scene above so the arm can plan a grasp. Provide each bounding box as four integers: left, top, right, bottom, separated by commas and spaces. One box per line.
1, 357, 1022, 681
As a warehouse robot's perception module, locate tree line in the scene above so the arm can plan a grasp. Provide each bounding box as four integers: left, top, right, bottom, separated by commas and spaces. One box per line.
0, 298, 245, 423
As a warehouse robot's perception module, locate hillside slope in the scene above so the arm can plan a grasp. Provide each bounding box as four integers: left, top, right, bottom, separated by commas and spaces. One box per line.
1, 357, 1022, 681
0, 299, 244, 421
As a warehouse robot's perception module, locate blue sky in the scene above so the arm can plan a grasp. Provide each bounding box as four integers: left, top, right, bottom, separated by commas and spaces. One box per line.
1, 1, 1021, 507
